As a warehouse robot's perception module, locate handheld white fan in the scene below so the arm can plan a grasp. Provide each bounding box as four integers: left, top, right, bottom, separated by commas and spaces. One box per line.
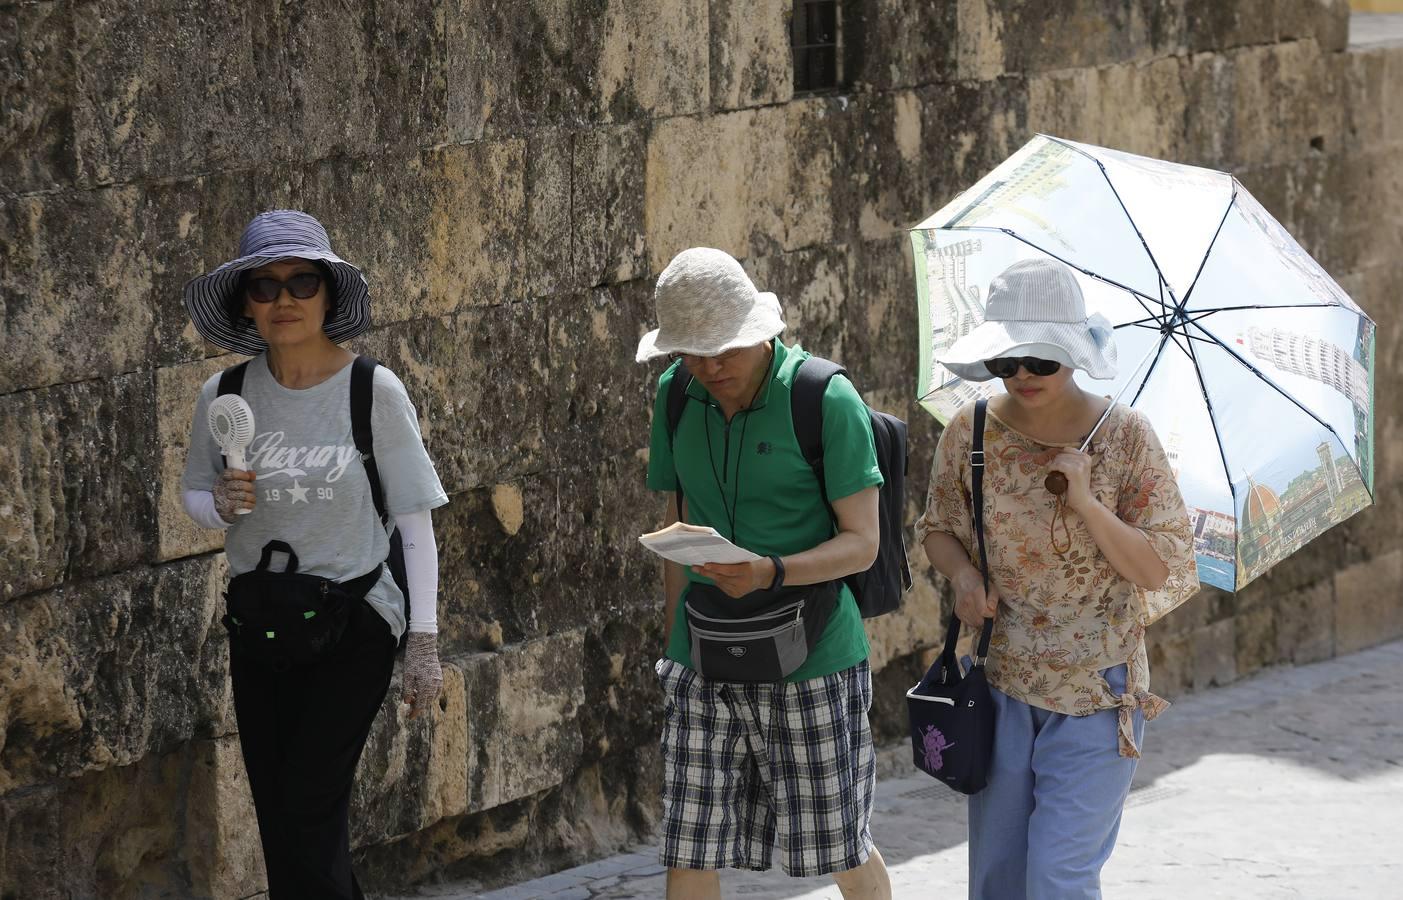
207, 395, 256, 515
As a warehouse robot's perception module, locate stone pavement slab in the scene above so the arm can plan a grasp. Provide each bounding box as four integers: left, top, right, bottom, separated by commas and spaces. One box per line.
387, 640, 1403, 899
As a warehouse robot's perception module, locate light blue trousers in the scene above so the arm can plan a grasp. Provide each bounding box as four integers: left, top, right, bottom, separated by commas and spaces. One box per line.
967, 664, 1144, 900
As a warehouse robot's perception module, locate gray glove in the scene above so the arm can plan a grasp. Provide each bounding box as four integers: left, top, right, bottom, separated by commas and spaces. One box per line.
403, 631, 442, 719
213, 469, 256, 522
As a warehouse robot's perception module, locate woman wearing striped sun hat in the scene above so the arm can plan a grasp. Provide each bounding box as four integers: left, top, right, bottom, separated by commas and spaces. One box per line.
180, 209, 449, 899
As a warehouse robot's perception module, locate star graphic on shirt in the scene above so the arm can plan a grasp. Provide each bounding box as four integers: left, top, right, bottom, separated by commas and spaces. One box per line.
287, 480, 310, 504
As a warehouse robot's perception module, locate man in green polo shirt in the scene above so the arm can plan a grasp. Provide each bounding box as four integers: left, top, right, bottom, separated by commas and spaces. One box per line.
637, 247, 892, 900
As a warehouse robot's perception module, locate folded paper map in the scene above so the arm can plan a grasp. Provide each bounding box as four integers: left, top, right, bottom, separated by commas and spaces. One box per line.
638, 522, 761, 566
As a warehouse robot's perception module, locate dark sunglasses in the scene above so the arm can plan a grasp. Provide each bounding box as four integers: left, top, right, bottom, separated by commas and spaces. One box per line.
984, 356, 1062, 379
246, 272, 323, 303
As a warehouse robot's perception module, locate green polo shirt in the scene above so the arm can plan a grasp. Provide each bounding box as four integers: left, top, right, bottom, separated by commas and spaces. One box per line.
646, 340, 883, 682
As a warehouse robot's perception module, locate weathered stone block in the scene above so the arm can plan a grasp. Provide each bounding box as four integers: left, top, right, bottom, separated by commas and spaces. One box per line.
710, 0, 793, 108
783, 97, 842, 251
917, 77, 1028, 217
954, 0, 1006, 81
1274, 579, 1336, 665
553, 456, 661, 615
841, 91, 928, 242
357, 305, 547, 495
462, 631, 586, 813
1233, 599, 1277, 677
0, 188, 158, 393
644, 108, 787, 271
1187, 0, 1350, 53
353, 658, 471, 845
302, 140, 529, 327
842, 236, 920, 402
0, 2, 75, 193
183, 737, 265, 900
848, 0, 958, 88
574, 123, 651, 287
446, 0, 582, 139
431, 479, 560, 657
0, 735, 258, 900
1334, 549, 1403, 653
156, 356, 235, 563
0, 373, 158, 599
544, 285, 658, 468
1191, 617, 1238, 690
0, 555, 230, 792
578, 0, 711, 122
69, 1, 215, 185
743, 243, 852, 363
70, 0, 447, 186
995, 0, 1186, 74
526, 129, 576, 297
643, 100, 843, 267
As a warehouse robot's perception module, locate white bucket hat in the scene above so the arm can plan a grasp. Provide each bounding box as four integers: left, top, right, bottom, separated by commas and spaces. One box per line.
635, 248, 786, 362
937, 258, 1119, 381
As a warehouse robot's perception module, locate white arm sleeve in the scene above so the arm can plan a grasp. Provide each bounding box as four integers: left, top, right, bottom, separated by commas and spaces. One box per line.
182, 489, 231, 531
396, 508, 440, 634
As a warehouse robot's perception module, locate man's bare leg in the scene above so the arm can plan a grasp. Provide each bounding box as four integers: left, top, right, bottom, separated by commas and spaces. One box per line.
666, 867, 721, 900
831, 846, 892, 900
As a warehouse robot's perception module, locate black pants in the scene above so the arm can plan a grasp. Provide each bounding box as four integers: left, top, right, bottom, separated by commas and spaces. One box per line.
230, 599, 396, 900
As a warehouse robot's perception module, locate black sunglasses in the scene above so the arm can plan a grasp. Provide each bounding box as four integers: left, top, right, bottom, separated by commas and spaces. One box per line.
246, 272, 323, 303
984, 356, 1062, 379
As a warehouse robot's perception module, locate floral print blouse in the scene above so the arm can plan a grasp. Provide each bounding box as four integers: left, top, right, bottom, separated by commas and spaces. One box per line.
915, 401, 1200, 758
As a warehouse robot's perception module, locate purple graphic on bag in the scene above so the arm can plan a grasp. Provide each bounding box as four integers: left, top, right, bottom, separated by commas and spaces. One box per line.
921, 725, 957, 771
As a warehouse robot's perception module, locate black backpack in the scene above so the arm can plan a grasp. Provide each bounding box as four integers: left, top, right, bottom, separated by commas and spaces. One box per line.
217, 355, 412, 649
664, 355, 912, 618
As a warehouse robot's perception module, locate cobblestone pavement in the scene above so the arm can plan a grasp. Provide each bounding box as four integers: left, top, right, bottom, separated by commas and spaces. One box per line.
389, 640, 1403, 899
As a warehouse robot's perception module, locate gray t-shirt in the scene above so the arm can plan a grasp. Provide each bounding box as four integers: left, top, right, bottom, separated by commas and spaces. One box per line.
183, 354, 448, 639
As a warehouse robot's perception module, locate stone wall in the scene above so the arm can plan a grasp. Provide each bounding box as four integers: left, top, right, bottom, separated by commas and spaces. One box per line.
1, 1, 1400, 896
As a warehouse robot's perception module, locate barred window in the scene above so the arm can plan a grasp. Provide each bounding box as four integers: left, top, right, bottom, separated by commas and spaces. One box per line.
791, 0, 842, 93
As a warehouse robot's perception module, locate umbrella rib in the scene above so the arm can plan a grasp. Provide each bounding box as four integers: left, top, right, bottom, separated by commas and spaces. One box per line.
1043, 134, 1178, 307
1125, 331, 1174, 407
945, 226, 1172, 315
1179, 184, 1239, 311
1182, 335, 1241, 586
1182, 302, 1342, 317
1188, 317, 1353, 453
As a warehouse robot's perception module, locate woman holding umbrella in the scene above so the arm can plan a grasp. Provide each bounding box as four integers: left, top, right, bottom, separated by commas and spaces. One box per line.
179, 210, 449, 899
915, 258, 1198, 899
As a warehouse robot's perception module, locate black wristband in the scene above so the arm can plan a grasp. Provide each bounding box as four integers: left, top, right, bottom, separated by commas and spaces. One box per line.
768, 554, 786, 591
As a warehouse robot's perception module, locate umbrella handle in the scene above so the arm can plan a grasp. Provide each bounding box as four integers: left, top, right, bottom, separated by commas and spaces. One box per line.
1045, 471, 1069, 495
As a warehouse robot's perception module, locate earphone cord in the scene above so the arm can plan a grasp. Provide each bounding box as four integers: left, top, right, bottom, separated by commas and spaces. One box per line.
703, 378, 765, 546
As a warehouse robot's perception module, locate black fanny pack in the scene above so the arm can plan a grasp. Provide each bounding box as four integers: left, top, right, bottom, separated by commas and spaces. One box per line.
222, 540, 381, 671
684, 580, 839, 682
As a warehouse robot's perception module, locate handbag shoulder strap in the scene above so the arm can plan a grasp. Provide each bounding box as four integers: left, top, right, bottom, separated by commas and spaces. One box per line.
938, 400, 995, 674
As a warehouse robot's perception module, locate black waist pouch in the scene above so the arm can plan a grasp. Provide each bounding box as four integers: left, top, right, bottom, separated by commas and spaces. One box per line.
684, 580, 839, 682
222, 540, 382, 671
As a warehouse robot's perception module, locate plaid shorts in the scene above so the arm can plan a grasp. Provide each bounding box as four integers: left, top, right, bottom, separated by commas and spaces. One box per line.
654, 657, 876, 877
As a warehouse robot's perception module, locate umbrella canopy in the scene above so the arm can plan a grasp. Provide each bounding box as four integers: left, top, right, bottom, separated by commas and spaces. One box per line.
909, 135, 1375, 593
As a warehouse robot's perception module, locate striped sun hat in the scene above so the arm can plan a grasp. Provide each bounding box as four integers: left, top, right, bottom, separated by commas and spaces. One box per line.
937, 257, 1119, 382
182, 209, 371, 356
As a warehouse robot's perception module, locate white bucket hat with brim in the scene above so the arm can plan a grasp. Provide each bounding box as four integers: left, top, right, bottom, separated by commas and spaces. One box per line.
182, 209, 371, 356
635, 247, 786, 362
937, 257, 1119, 381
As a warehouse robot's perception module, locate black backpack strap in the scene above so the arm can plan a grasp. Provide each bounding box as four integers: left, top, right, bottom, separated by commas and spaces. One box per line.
350, 355, 389, 527
664, 363, 693, 521
215, 361, 251, 468
791, 356, 846, 512
217, 360, 249, 397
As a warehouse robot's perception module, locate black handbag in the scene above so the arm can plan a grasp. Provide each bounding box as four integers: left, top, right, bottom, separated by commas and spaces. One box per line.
222, 540, 381, 671
906, 398, 997, 794
684, 580, 839, 682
